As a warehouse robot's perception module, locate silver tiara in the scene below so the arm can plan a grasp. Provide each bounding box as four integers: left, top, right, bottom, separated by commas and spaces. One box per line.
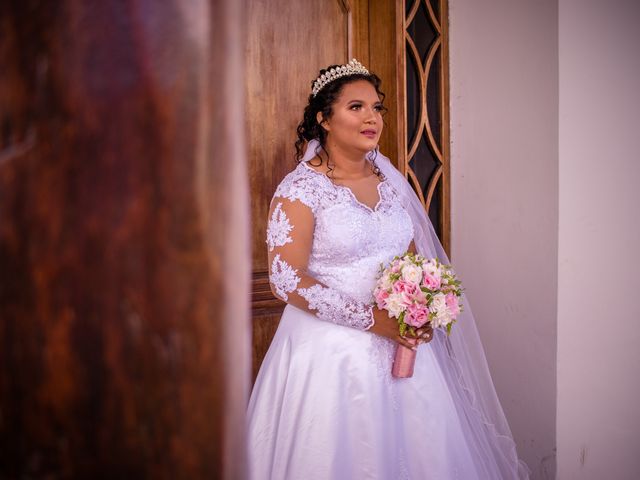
311, 59, 370, 97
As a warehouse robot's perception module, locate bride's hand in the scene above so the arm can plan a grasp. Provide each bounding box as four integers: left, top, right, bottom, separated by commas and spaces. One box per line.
369, 308, 428, 349
414, 324, 434, 345
401, 323, 434, 346
369, 308, 435, 349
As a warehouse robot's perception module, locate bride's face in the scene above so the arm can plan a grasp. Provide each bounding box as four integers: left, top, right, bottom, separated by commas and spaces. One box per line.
319, 79, 384, 154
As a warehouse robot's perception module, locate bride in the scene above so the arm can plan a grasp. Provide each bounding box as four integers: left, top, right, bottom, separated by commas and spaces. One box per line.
247, 59, 529, 480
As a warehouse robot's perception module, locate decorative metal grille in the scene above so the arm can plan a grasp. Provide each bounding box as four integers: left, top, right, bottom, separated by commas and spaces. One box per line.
403, 0, 449, 249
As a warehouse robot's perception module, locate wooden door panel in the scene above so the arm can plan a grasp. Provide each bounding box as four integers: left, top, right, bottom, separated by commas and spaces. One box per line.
246, 0, 354, 379
246, 0, 351, 272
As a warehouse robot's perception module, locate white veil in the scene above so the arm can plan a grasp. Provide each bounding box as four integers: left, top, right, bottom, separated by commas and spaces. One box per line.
300, 139, 530, 479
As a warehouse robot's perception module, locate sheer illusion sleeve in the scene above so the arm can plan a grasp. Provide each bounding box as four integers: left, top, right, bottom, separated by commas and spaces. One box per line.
266, 194, 375, 331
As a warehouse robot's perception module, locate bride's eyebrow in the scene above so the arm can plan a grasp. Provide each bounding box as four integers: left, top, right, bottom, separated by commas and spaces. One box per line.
346, 99, 382, 105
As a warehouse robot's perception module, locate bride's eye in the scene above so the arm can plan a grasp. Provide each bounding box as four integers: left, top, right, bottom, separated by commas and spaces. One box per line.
374, 104, 384, 112
349, 104, 362, 110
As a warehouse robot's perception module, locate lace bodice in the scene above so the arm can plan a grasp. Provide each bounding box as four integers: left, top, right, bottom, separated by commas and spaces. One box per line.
267, 161, 414, 330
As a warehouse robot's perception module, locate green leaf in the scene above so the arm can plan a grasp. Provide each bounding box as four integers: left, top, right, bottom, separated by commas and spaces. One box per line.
398, 311, 407, 336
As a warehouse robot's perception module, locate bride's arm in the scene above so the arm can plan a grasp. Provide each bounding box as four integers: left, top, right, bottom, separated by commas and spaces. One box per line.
266, 196, 417, 348
267, 196, 375, 330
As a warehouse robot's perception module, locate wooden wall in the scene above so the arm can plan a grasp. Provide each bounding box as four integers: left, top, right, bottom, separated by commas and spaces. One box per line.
0, 1, 250, 478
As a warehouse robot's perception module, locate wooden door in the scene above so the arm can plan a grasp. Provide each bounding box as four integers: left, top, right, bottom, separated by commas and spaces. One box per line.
0, 1, 249, 477
246, 0, 402, 379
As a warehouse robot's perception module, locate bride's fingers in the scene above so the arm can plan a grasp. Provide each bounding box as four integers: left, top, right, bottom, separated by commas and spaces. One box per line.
396, 336, 418, 350
416, 330, 433, 344
418, 325, 434, 336
416, 328, 432, 338
406, 329, 423, 339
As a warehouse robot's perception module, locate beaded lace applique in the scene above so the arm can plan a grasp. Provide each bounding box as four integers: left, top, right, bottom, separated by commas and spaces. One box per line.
266, 202, 294, 251
273, 167, 328, 213
270, 254, 300, 301
298, 284, 374, 331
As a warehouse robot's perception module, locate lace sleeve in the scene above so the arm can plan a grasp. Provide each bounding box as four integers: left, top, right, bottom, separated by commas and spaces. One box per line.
266, 195, 375, 331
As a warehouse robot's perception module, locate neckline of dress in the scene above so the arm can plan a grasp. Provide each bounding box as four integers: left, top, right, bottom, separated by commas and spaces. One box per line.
300, 160, 386, 213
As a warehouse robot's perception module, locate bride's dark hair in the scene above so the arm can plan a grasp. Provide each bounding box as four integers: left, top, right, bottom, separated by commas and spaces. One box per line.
294, 64, 387, 162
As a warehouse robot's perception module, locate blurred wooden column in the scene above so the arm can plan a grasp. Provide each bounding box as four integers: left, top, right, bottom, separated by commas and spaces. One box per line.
0, 0, 250, 478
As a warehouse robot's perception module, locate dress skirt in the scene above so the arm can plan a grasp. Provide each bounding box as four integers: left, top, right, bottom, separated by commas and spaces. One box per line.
247, 304, 490, 480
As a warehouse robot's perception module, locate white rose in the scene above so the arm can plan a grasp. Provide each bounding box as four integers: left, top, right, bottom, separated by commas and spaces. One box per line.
435, 309, 453, 328
422, 261, 442, 279
430, 293, 447, 313
385, 293, 405, 318
401, 264, 423, 284
380, 273, 394, 290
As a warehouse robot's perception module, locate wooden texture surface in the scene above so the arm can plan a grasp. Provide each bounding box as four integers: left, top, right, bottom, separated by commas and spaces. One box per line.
369, 0, 403, 167
246, 0, 350, 272
246, 0, 354, 379
0, 1, 250, 478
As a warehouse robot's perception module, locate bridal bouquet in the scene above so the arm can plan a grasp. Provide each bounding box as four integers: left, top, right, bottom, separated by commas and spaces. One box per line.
373, 252, 464, 377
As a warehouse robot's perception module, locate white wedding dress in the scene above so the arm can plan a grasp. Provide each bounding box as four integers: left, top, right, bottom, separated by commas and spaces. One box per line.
248, 154, 528, 479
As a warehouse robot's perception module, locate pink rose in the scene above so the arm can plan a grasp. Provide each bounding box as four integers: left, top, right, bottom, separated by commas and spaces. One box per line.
410, 287, 427, 305
393, 280, 422, 307
375, 289, 389, 310
392, 279, 414, 295
445, 292, 460, 318
423, 274, 441, 290
405, 303, 430, 328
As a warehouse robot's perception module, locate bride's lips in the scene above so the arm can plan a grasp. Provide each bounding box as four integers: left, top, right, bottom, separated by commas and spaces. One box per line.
361, 129, 377, 139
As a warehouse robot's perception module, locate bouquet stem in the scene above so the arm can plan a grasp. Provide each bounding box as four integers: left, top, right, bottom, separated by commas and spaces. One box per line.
392, 338, 417, 378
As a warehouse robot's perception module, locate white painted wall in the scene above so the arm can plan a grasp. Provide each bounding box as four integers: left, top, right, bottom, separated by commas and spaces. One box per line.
557, 1, 640, 478
450, 0, 640, 478
449, 1, 559, 478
